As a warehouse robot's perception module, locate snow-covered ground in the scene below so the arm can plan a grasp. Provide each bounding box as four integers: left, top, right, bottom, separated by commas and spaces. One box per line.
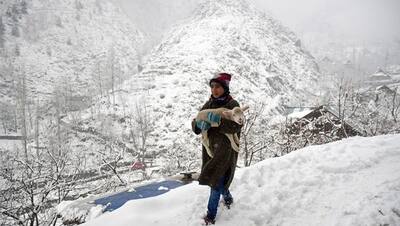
81, 134, 400, 226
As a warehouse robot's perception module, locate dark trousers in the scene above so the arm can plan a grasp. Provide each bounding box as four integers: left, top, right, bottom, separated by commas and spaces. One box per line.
207, 176, 233, 219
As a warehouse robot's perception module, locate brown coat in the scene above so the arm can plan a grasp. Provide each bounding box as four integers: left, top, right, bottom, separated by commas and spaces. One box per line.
192, 97, 242, 189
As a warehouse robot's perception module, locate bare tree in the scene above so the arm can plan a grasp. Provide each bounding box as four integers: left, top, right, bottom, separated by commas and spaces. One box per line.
272, 117, 299, 156
364, 86, 400, 134
332, 77, 363, 137
390, 87, 400, 123
336, 77, 349, 137
92, 60, 104, 97
322, 74, 400, 136
240, 103, 268, 167
129, 99, 154, 165
0, 91, 80, 226
163, 138, 198, 175
97, 142, 126, 185
107, 45, 117, 106
15, 66, 28, 161
0, 145, 80, 226
0, 102, 16, 134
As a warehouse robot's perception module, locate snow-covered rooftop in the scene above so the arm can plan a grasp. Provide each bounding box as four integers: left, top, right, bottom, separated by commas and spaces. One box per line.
287, 108, 313, 119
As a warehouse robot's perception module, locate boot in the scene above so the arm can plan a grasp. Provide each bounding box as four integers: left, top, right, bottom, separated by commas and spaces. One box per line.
224, 197, 233, 209
203, 215, 215, 225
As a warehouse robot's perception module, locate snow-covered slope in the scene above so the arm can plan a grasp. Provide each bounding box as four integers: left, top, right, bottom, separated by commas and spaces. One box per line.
137, 0, 321, 126
82, 134, 400, 226
141, 0, 320, 102
0, 0, 144, 102
4, 0, 322, 174
74, 0, 322, 170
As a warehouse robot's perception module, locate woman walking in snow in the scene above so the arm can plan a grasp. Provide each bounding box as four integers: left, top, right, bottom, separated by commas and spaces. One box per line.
192, 73, 243, 225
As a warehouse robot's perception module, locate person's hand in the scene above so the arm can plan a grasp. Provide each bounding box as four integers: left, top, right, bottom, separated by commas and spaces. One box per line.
207, 112, 221, 124
196, 120, 211, 131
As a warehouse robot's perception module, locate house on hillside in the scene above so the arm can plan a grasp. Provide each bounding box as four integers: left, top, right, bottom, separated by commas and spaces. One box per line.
376, 85, 396, 95
286, 105, 363, 142
368, 68, 392, 81
274, 105, 364, 155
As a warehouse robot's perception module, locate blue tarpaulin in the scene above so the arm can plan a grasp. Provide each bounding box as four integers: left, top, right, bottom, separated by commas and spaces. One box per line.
94, 180, 184, 212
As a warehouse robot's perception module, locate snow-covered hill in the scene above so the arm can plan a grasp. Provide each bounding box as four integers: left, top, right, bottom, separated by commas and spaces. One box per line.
81, 134, 400, 226
72, 0, 322, 170
0, 0, 144, 103
134, 0, 321, 122
0, 0, 323, 177
140, 0, 320, 103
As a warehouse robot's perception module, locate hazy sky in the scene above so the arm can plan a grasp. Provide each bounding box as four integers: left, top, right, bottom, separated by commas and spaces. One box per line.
253, 0, 400, 43
116, 0, 400, 47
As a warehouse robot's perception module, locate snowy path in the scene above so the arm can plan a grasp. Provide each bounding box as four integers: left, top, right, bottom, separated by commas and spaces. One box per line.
83, 135, 400, 226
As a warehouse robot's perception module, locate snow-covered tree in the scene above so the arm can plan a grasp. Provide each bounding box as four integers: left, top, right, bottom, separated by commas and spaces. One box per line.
129, 99, 155, 165
240, 102, 268, 166
0, 75, 83, 226
321, 76, 400, 136
107, 45, 117, 106
354, 86, 400, 135
0, 140, 81, 226
162, 138, 198, 175
97, 142, 127, 185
